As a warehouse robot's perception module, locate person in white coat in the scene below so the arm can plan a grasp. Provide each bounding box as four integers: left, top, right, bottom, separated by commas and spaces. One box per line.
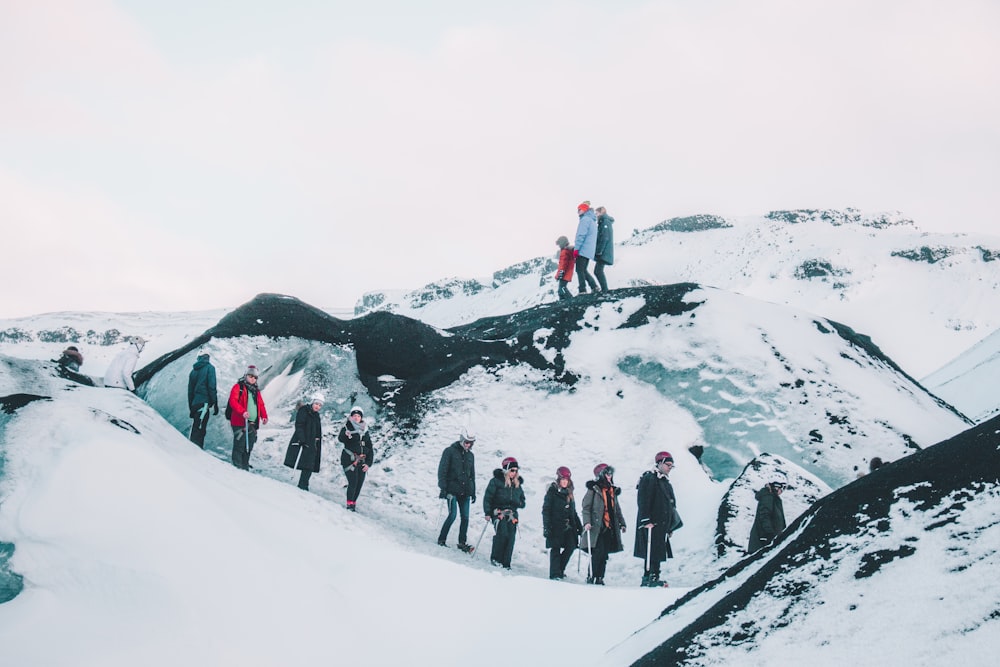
104, 337, 146, 391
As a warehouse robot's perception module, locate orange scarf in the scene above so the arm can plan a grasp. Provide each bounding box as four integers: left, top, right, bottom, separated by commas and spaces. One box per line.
601, 486, 614, 529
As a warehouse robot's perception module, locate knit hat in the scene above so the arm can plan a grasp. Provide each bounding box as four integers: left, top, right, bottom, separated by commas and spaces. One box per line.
577, 201, 591, 214
501, 457, 519, 471
556, 235, 569, 248
245, 365, 259, 378
349, 406, 363, 417
556, 466, 571, 479
655, 451, 674, 464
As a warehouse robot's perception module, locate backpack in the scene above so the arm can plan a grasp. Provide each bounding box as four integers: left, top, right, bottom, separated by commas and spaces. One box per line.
225, 384, 246, 420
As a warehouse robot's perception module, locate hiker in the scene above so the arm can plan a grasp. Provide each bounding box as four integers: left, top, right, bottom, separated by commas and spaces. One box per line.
339, 406, 374, 511
635, 451, 682, 587
104, 337, 146, 391
580, 463, 627, 585
483, 457, 526, 569
56, 346, 84, 372
227, 365, 268, 470
594, 206, 615, 292
436, 429, 477, 552
747, 478, 787, 553
573, 201, 599, 294
555, 236, 575, 300
284, 394, 324, 491
542, 466, 582, 580
187, 352, 218, 448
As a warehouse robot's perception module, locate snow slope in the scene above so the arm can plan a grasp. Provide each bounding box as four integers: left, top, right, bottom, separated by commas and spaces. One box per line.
922, 327, 1000, 424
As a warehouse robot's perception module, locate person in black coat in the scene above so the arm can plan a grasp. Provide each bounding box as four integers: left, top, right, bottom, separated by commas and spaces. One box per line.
594, 206, 615, 292
747, 480, 786, 553
437, 429, 478, 550
634, 451, 682, 587
339, 407, 374, 511
483, 457, 526, 568
283, 395, 324, 491
542, 466, 582, 580
187, 352, 218, 449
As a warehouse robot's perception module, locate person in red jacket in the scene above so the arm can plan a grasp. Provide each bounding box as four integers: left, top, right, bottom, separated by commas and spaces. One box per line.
555, 236, 575, 300
228, 365, 268, 470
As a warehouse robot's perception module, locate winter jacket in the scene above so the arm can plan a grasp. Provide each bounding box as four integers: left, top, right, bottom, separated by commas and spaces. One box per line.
339, 418, 374, 469
57, 348, 83, 372
633, 470, 681, 563
483, 469, 526, 520
284, 404, 323, 472
747, 486, 786, 552
104, 341, 142, 390
574, 209, 598, 260
556, 247, 576, 283
542, 482, 583, 549
187, 354, 218, 412
228, 379, 268, 428
437, 441, 476, 499
580, 479, 627, 552
595, 213, 615, 265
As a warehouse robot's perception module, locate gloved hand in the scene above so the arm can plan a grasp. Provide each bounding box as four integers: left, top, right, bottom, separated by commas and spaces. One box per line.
190, 408, 198, 419
556, 270, 564, 280
439, 490, 448, 499
470, 496, 476, 504
573, 249, 579, 259
621, 525, 627, 534
543, 528, 550, 539
213, 404, 219, 415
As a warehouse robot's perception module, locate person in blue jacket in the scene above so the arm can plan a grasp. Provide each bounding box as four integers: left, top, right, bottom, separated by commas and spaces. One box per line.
574, 201, 599, 294
187, 352, 218, 448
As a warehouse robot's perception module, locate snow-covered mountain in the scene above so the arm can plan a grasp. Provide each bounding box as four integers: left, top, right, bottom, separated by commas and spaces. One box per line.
355, 209, 1000, 380
922, 327, 1000, 424
1, 286, 995, 665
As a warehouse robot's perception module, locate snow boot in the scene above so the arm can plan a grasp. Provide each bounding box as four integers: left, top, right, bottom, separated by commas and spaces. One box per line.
457, 543, 474, 554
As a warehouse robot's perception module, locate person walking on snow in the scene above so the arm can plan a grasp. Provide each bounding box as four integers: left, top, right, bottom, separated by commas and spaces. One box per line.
580, 463, 627, 585
437, 429, 477, 552
594, 206, 615, 292
187, 352, 218, 448
283, 394, 324, 491
747, 478, 786, 553
483, 457, 526, 569
542, 466, 582, 579
555, 236, 576, 300
104, 337, 146, 391
573, 201, 599, 294
339, 407, 374, 511
635, 451, 683, 587
228, 365, 268, 470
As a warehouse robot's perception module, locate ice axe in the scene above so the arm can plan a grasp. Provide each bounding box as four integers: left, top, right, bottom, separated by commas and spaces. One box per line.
471, 516, 494, 559
645, 524, 653, 574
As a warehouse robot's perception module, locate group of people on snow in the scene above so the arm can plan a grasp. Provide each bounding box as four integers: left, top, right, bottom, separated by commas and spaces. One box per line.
437, 432, 684, 587
555, 201, 615, 299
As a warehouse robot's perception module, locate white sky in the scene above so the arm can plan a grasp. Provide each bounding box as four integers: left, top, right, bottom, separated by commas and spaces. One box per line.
3, 0, 999, 318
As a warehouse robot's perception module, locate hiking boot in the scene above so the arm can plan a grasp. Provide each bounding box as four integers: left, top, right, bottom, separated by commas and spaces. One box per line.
586, 576, 594, 584
437, 538, 447, 547
594, 577, 605, 585
640, 573, 652, 587
457, 543, 474, 553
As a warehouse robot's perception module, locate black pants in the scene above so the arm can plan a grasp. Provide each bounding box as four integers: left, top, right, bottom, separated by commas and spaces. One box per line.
439, 495, 471, 544
557, 280, 572, 300
344, 466, 367, 503
490, 516, 518, 568
576, 256, 598, 293
549, 529, 577, 578
189, 405, 211, 448
589, 528, 615, 579
298, 469, 313, 490
231, 424, 257, 470
594, 260, 609, 292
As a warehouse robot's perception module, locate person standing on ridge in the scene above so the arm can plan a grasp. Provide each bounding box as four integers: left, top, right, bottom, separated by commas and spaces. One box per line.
104, 336, 146, 392
594, 206, 615, 292
542, 466, 582, 580
339, 406, 374, 511
437, 429, 477, 552
187, 352, 218, 448
284, 394, 324, 491
228, 365, 268, 470
573, 201, 599, 294
580, 463, 627, 585
747, 478, 787, 553
635, 451, 682, 587
483, 457, 526, 569
555, 236, 575, 300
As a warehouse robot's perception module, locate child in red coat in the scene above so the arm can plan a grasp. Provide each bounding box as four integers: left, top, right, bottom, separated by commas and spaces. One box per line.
555, 236, 575, 300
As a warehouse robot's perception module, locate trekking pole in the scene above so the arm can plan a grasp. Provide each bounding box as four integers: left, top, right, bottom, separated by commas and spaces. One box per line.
245, 425, 250, 468
645, 525, 653, 573
471, 517, 492, 559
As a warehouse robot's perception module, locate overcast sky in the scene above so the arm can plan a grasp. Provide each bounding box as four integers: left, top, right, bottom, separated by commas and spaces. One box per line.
3, 0, 998, 318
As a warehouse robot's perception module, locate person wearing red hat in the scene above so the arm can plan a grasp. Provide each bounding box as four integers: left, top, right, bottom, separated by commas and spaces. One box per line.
580, 463, 627, 584
482, 456, 526, 569
635, 451, 682, 587
542, 466, 583, 579
573, 201, 599, 294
